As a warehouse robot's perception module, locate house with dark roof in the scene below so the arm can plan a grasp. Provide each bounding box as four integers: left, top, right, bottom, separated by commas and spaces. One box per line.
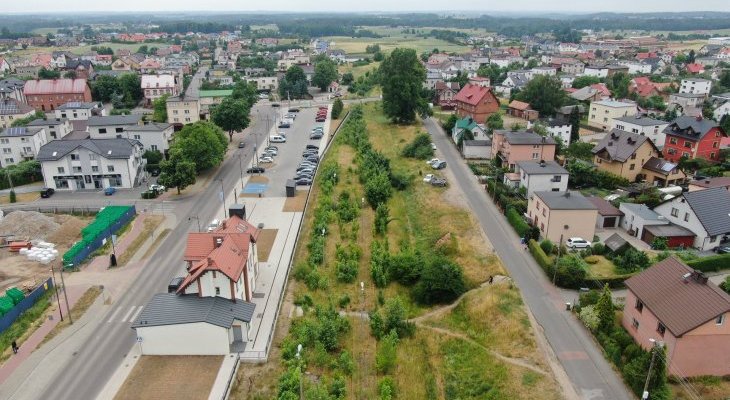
0, 126, 47, 167
654, 187, 730, 251
662, 116, 727, 164
453, 83, 499, 123
622, 257, 730, 377
491, 130, 556, 171
586, 196, 624, 229
36, 138, 145, 190
53, 101, 105, 121
0, 98, 35, 129
508, 160, 568, 197
87, 114, 144, 137
592, 129, 657, 182
526, 190, 598, 244
688, 176, 730, 192
611, 115, 669, 149
434, 81, 460, 107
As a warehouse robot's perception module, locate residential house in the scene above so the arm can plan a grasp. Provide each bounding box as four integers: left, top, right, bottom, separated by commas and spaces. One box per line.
166, 95, 200, 125
87, 115, 144, 138
141, 74, 181, 105
620, 203, 674, 241
654, 187, 730, 251
509, 160, 569, 197
121, 123, 174, 154
530, 117, 572, 145
491, 130, 556, 171
685, 63, 705, 75
680, 78, 712, 96
584, 65, 609, 78
199, 89, 233, 115
586, 196, 623, 229
62, 60, 95, 80
668, 93, 705, 116
0, 99, 35, 129
561, 60, 585, 75
424, 71, 442, 90
0, 78, 27, 103
617, 61, 652, 74
453, 84, 500, 123
433, 81, 460, 107
451, 116, 488, 144
662, 116, 727, 163
612, 115, 669, 148
622, 257, 730, 377
244, 76, 278, 92
569, 86, 607, 103
54, 102, 105, 121
468, 76, 490, 87
713, 101, 730, 121
111, 57, 137, 71
23, 79, 92, 112
0, 57, 10, 74
507, 100, 539, 121
462, 140, 492, 159
36, 138, 145, 190
527, 190, 598, 244
26, 118, 72, 141
0, 126, 47, 167
688, 177, 730, 192
139, 58, 162, 74
588, 100, 637, 131
629, 77, 673, 100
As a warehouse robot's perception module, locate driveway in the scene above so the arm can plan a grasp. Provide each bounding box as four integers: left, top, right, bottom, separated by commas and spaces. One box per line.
424, 117, 632, 400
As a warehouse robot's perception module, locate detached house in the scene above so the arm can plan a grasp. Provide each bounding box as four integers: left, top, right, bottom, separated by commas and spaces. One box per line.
434, 81, 460, 108
527, 190, 598, 244
504, 160, 568, 197
507, 100, 538, 121
0, 99, 35, 129
662, 116, 726, 163
588, 100, 636, 131
612, 115, 669, 148
654, 187, 730, 251
491, 130, 556, 171
453, 84, 499, 123
0, 126, 47, 167
622, 257, 730, 377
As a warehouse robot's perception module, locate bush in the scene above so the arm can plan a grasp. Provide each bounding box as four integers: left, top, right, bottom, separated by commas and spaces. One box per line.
388, 248, 421, 285
336, 259, 358, 283
687, 253, 730, 273
579, 289, 601, 307
413, 257, 466, 305
591, 242, 606, 255
584, 255, 600, 264
9, 190, 16, 203
613, 248, 650, 274
540, 239, 555, 255
579, 305, 599, 331
378, 377, 396, 400
337, 351, 354, 375
721, 276, 730, 294
331, 98, 344, 119
370, 297, 414, 340
651, 236, 669, 250
401, 133, 434, 160
554, 255, 588, 289
528, 239, 553, 273
375, 330, 399, 373
338, 294, 351, 308
506, 207, 530, 237
374, 204, 389, 235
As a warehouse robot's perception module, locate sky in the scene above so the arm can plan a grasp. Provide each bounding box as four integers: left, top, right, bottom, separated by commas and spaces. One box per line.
4, 0, 730, 13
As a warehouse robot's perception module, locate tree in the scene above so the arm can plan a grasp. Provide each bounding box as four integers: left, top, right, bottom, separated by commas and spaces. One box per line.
443, 114, 458, 134
117, 73, 143, 108
364, 172, 392, 209
143, 149, 163, 165
413, 257, 466, 304
554, 255, 587, 288
212, 98, 251, 142
231, 80, 258, 107
572, 76, 602, 89
554, 27, 582, 43
152, 94, 169, 123
595, 285, 615, 334
569, 105, 581, 143
172, 122, 228, 172
375, 330, 398, 373
157, 152, 196, 194
341, 72, 354, 85
606, 72, 631, 99
279, 65, 309, 99
38, 68, 60, 79
312, 60, 338, 91
565, 142, 594, 161
515, 75, 566, 117
373, 51, 384, 62
331, 98, 344, 119
486, 112, 504, 132
63, 70, 77, 79
379, 48, 428, 123
9, 190, 16, 203
137, 45, 149, 55
365, 44, 381, 54
688, 49, 696, 63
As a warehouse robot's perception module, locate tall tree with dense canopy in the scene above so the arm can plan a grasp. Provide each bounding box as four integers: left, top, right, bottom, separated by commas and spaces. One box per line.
312, 60, 338, 91
279, 65, 309, 99
171, 121, 228, 172
379, 48, 428, 124
152, 94, 169, 123
211, 98, 251, 142
157, 150, 196, 194
231, 80, 258, 107
515, 74, 566, 117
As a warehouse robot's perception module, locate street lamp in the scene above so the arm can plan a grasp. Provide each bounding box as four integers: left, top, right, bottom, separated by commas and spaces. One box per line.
60, 263, 73, 324
188, 216, 202, 232
216, 178, 226, 220
296, 344, 304, 400
237, 153, 245, 193
50, 263, 64, 321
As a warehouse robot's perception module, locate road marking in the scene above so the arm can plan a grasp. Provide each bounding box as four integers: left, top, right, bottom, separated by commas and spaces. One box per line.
106, 306, 122, 323
120, 306, 136, 323
128, 306, 143, 323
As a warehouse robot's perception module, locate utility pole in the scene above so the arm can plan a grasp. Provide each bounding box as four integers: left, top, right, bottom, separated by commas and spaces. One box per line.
50, 262, 63, 321
60, 263, 73, 324
237, 153, 245, 195
553, 234, 563, 285
217, 178, 226, 220
642, 339, 662, 400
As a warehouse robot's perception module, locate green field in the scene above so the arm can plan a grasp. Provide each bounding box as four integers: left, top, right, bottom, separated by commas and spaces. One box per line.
324, 35, 472, 56
12, 42, 155, 56
250, 24, 279, 32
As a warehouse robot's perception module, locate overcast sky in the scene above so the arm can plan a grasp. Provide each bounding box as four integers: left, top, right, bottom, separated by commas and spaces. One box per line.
4, 0, 730, 13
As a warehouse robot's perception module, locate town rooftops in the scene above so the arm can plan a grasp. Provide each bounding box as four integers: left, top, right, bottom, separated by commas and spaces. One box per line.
453, 83, 495, 106
87, 114, 143, 127
586, 196, 624, 217
0, 126, 43, 137
124, 122, 172, 132
614, 115, 667, 127
533, 190, 597, 210
0, 99, 33, 115
508, 100, 532, 111
23, 79, 88, 95
516, 160, 568, 175
591, 100, 636, 108
131, 293, 255, 329
499, 131, 556, 145
27, 118, 67, 127
680, 187, 730, 236
689, 176, 730, 190
663, 116, 723, 142
621, 203, 664, 221
624, 257, 730, 336
463, 139, 491, 146
642, 157, 680, 176
36, 138, 141, 161
592, 129, 653, 162
57, 101, 99, 110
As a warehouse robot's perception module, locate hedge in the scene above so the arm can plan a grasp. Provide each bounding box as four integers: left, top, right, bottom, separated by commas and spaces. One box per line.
687, 253, 730, 273
506, 207, 529, 237
583, 274, 634, 289
528, 239, 552, 274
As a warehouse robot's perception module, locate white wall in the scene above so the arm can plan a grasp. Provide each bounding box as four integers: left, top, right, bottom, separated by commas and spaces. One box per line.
619, 204, 668, 238
0, 129, 46, 167
714, 103, 730, 121
654, 198, 720, 250
612, 118, 669, 148
584, 67, 608, 78
521, 173, 568, 197
121, 126, 173, 153
546, 124, 572, 145
680, 79, 712, 96
54, 107, 95, 121
136, 322, 231, 355
41, 146, 143, 190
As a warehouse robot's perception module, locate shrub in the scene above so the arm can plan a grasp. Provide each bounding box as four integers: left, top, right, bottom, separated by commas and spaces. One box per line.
335, 259, 358, 283
388, 248, 421, 286
413, 257, 466, 305
370, 297, 414, 339
401, 133, 434, 160
687, 253, 730, 273
528, 239, 553, 273
591, 242, 606, 255
378, 377, 396, 400
584, 255, 600, 264
721, 276, 730, 294
338, 294, 351, 308
579, 289, 601, 307
506, 207, 530, 237
651, 236, 669, 250
337, 351, 354, 375
540, 239, 555, 255
375, 330, 399, 373
331, 98, 344, 119
579, 305, 599, 331
554, 255, 588, 289
9, 190, 16, 203
613, 248, 650, 274
374, 204, 390, 235
364, 172, 392, 209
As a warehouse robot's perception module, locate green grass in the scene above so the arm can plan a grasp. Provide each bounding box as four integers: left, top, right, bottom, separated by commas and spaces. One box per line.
13, 42, 148, 56
584, 255, 618, 278
0, 291, 52, 363
324, 35, 471, 56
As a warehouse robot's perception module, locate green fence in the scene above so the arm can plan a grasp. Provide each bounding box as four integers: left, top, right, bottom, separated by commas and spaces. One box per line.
62, 205, 136, 268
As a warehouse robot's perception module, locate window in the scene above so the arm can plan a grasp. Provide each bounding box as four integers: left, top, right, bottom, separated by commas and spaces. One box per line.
670, 137, 677, 145
657, 322, 666, 336
532, 153, 539, 159
215, 287, 220, 296
212, 271, 217, 278
89, 154, 97, 160
70, 154, 79, 160
98, 128, 107, 134
542, 209, 546, 217
57, 167, 65, 173
107, 165, 115, 172
134, 135, 141, 140
629, 164, 635, 171
91, 166, 99, 172
72, 166, 81, 173
635, 299, 644, 313
684, 141, 692, 148
717, 314, 725, 325
2, 148, 10, 154
684, 213, 690, 222
0, 139, 8, 144
632, 318, 640, 329
115, 127, 123, 133
4, 158, 13, 164
710, 152, 716, 160
631, 153, 637, 160
552, 175, 562, 182
670, 207, 679, 217
713, 141, 719, 148
151, 145, 158, 151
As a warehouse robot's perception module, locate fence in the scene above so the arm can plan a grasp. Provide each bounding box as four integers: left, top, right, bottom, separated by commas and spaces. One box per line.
62, 205, 137, 268
0, 278, 53, 334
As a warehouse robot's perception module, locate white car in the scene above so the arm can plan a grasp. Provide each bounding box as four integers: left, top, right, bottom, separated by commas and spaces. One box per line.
431, 143, 437, 150
206, 219, 221, 232
423, 174, 435, 183
426, 158, 441, 165
149, 184, 165, 192
566, 237, 591, 249
259, 156, 274, 163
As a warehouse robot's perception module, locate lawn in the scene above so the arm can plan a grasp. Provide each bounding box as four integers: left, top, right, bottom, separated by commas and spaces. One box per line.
0, 191, 39, 204
12, 42, 149, 57
584, 255, 618, 279
324, 35, 471, 56
233, 102, 562, 399
114, 356, 222, 400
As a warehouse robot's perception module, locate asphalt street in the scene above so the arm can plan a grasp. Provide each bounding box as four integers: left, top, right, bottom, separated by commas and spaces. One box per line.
24, 104, 278, 400
423, 117, 633, 400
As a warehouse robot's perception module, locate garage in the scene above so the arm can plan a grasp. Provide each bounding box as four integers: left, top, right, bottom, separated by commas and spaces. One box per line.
642, 224, 696, 249
586, 197, 624, 229
603, 216, 617, 228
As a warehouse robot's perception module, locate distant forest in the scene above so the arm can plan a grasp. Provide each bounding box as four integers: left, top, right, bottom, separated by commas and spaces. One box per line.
2, 12, 730, 38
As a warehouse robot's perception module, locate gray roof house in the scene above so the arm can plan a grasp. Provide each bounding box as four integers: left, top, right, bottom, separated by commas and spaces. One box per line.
131, 293, 256, 355
654, 187, 730, 250
87, 115, 144, 137
592, 129, 655, 163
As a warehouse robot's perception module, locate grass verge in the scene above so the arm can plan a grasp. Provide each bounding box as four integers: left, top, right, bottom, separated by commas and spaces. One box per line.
141, 228, 171, 260
117, 215, 164, 266
41, 286, 102, 346
0, 192, 40, 204
0, 292, 52, 364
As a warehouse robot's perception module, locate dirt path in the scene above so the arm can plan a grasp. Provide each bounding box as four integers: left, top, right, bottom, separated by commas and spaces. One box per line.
409, 275, 510, 323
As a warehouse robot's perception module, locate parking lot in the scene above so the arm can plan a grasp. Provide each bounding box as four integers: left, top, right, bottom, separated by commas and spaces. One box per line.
243, 105, 330, 197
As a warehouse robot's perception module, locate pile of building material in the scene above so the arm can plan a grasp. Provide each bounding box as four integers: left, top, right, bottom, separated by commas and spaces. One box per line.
19, 241, 58, 264
0, 211, 61, 240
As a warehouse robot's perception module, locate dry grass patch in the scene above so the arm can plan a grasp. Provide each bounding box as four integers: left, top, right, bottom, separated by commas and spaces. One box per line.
283, 190, 308, 212
114, 355, 223, 400
0, 192, 39, 204
671, 376, 730, 400
256, 229, 279, 262
42, 285, 102, 346
117, 215, 164, 266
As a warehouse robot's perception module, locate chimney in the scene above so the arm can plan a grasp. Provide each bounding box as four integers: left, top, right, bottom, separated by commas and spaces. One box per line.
221, 220, 227, 229
207, 256, 213, 266
695, 115, 703, 122
539, 160, 546, 167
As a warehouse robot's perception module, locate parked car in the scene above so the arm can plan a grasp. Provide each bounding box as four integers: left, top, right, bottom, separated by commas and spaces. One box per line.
238, 141, 246, 148
430, 178, 447, 187
168, 277, 184, 293
265, 145, 279, 151
310, 133, 323, 140
431, 161, 447, 170
264, 148, 278, 155
426, 158, 441, 165
714, 245, 730, 254
149, 184, 166, 192
271, 103, 281, 107
294, 173, 313, 181
278, 122, 291, 128
285, 113, 296, 119
423, 174, 435, 183
40, 187, 55, 198
431, 143, 437, 150
149, 167, 161, 177
206, 219, 221, 232
566, 237, 591, 249
270, 135, 286, 143
295, 178, 313, 186
259, 156, 274, 163
247, 166, 265, 173
258, 93, 269, 99
306, 144, 320, 150
288, 108, 300, 113
104, 187, 116, 196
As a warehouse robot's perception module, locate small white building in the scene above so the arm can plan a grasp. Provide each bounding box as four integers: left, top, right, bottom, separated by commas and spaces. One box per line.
26, 118, 72, 141
87, 115, 144, 138
588, 100, 637, 131
653, 187, 730, 251
0, 99, 35, 130
513, 160, 569, 197
121, 122, 173, 154
0, 126, 47, 167
36, 138, 145, 190
529, 117, 572, 146
54, 102, 105, 121
131, 293, 254, 356
679, 78, 712, 96
713, 102, 730, 122
244, 76, 278, 92
167, 96, 200, 125
584, 65, 609, 78
618, 61, 652, 75
619, 202, 669, 239
612, 115, 669, 149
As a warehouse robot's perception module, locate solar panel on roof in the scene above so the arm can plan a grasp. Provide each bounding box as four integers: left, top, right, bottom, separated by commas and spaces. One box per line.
2, 127, 27, 136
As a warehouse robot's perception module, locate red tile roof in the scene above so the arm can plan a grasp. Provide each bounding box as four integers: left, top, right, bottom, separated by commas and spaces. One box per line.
453, 84, 495, 107
686, 63, 704, 74
625, 257, 730, 336
590, 83, 611, 97
23, 79, 88, 95
508, 100, 531, 111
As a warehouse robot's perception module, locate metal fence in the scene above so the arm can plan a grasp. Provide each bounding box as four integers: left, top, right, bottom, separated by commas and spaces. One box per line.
0, 277, 54, 334
63, 206, 137, 267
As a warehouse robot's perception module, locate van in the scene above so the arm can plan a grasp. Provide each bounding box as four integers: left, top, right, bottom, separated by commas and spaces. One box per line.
270, 135, 286, 143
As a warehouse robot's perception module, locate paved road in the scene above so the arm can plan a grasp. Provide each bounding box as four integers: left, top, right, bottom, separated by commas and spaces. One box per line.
15, 105, 278, 400
184, 66, 207, 99
424, 118, 632, 400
